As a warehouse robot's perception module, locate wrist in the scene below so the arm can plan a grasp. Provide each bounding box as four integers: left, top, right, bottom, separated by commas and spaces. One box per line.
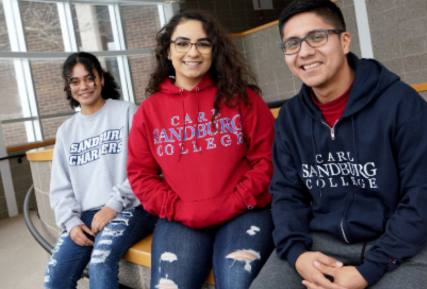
287, 243, 309, 270
356, 259, 387, 285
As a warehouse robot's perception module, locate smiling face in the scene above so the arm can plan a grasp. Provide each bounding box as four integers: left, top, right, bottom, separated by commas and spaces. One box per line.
282, 12, 351, 92
169, 20, 212, 90
69, 63, 105, 114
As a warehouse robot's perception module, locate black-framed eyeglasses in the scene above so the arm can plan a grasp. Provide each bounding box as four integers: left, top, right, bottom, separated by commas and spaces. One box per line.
279, 29, 345, 55
170, 39, 213, 55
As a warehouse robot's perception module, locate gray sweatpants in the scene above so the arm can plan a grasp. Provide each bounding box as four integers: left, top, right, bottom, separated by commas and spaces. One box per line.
250, 232, 427, 289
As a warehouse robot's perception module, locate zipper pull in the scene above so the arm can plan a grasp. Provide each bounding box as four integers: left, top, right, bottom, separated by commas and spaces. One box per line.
331, 127, 335, 140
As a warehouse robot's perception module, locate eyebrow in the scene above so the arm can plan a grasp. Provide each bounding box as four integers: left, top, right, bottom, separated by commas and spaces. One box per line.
173, 36, 211, 42
283, 29, 326, 42
69, 74, 91, 80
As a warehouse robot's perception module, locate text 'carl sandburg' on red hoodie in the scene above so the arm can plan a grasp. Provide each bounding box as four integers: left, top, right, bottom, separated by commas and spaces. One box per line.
127, 75, 275, 229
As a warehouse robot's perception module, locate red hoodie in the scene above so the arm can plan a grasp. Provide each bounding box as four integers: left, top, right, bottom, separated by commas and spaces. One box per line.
127, 75, 274, 229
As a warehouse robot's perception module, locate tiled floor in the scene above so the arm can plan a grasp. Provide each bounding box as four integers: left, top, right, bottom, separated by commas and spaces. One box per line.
0, 211, 47, 288
0, 212, 90, 289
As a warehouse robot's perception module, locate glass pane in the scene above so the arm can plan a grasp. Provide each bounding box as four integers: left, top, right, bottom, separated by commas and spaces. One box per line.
120, 5, 160, 50
72, 4, 115, 51
0, 60, 24, 121
2, 121, 32, 147
128, 55, 155, 105
42, 116, 71, 140
0, 0, 11, 51
30, 59, 76, 116
98, 56, 123, 100
20, 1, 65, 52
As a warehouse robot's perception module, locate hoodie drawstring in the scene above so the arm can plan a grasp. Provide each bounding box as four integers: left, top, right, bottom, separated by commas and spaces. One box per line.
177, 87, 202, 162
195, 87, 202, 155
311, 119, 323, 197
351, 116, 362, 193
177, 88, 185, 162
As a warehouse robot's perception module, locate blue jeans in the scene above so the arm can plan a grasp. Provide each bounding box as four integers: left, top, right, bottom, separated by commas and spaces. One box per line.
151, 209, 275, 289
44, 206, 158, 289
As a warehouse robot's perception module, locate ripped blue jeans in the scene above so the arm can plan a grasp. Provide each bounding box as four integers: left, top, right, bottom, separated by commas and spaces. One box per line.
151, 209, 275, 289
44, 206, 157, 289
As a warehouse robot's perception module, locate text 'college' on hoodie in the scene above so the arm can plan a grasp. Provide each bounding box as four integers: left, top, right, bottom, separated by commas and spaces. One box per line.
127, 74, 275, 229
271, 52, 427, 285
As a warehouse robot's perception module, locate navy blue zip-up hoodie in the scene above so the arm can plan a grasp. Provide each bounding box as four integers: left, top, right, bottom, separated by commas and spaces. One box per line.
271, 52, 427, 285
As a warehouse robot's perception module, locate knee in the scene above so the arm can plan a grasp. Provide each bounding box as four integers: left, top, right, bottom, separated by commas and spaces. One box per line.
89, 254, 118, 277
44, 262, 67, 289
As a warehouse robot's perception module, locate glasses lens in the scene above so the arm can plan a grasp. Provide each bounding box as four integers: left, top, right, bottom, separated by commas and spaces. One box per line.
283, 39, 300, 54
307, 31, 328, 47
196, 41, 213, 54
175, 40, 191, 53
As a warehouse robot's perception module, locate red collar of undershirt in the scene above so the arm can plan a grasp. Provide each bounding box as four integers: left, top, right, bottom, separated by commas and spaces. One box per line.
311, 83, 353, 112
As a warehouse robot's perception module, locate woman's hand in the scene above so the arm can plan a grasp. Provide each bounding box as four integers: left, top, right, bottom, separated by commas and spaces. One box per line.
91, 207, 118, 234
69, 224, 95, 246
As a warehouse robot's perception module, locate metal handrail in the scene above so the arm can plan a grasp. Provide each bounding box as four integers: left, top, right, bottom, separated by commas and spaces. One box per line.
0, 154, 26, 162
23, 185, 52, 254
23, 185, 132, 289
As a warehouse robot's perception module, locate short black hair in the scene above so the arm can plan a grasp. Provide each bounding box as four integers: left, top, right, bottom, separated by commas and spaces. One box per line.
62, 52, 120, 108
278, 0, 346, 39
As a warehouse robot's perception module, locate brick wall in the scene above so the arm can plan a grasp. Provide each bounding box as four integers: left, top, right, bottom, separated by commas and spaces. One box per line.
121, 5, 159, 50
2, 122, 29, 147
0, 2, 11, 51
42, 116, 70, 140
20, 1, 64, 52
120, 5, 160, 104
31, 60, 75, 117
129, 55, 156, 105
0, 61, 22, 122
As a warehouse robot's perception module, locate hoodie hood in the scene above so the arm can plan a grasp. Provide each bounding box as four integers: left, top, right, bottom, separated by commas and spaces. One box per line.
299, 52, 400, 121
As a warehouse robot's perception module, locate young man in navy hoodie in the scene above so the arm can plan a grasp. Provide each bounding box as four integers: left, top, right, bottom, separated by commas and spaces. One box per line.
250, 0, 427, 289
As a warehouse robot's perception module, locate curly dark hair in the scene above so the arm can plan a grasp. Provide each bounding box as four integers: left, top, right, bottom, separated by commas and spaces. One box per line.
62, 52, 120, 108
146, 9, 261, 123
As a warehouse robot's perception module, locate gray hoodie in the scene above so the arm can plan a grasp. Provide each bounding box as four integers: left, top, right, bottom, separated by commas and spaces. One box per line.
50, 99, 140, 232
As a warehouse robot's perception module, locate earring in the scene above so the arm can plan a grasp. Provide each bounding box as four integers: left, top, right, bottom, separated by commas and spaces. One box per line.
101, 84, 104, 88
167, 55, 171, 60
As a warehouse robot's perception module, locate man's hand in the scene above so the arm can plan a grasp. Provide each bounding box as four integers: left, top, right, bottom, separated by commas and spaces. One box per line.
69, 224, 95, 246
303, 264, 368, 289
91, 206, 118, 234
296, 251, 347, 289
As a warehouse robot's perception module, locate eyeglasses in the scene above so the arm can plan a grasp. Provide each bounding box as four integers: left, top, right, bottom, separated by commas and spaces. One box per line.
170, 39, 213, 55
279, 29, 345, 55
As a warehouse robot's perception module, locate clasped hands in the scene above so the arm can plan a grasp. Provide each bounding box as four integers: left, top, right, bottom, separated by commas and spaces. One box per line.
69, 206, 118, 246
296, 251, 368, 289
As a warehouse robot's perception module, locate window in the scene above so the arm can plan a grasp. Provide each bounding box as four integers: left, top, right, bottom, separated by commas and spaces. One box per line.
0, 0, 167, 147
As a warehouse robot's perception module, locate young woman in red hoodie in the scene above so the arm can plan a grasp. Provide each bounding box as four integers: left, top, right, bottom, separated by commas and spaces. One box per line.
127, 10, 275, 289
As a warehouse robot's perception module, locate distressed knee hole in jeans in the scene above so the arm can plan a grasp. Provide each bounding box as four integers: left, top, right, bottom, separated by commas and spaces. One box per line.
158, 252, 178, 274
45, 230, 67, 285
247, 226, 261, 236
90, 209, 133, 265
226, 249, 261, 273
155, 277, 179, 289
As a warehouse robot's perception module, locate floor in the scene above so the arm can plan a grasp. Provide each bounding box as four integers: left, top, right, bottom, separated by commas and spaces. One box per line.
0, 212, 90, 289
0, 211, 47, 288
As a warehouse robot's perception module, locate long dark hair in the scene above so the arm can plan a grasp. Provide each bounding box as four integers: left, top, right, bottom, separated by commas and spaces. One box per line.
62, 52, 120, 108
146, 9, 261, 123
